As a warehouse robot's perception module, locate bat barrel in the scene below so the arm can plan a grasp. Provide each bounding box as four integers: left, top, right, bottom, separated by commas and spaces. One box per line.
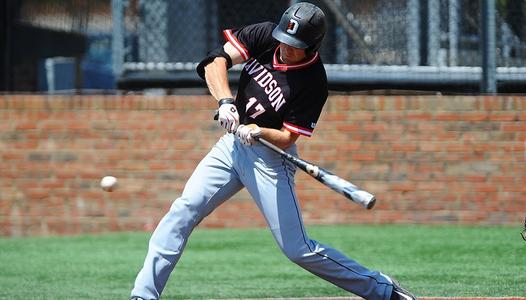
366, 197, 376, 209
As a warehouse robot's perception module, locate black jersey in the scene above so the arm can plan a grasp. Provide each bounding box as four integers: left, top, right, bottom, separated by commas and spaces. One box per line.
223, 22, 328, 137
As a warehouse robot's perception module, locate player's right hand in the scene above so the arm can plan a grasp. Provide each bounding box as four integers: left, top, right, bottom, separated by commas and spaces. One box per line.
235, 124, 262, 146
217, 102, 239, 133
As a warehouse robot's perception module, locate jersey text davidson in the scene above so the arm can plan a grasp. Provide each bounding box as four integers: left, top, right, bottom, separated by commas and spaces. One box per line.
244, 59, 286, 112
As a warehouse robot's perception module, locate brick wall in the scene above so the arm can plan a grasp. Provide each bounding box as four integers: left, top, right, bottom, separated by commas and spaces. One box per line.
1, 95, 525, 236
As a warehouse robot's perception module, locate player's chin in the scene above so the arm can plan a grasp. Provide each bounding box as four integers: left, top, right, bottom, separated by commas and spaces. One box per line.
282, 54, 298, 63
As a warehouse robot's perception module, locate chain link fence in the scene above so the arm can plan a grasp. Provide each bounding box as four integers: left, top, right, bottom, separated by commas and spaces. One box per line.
114, 0, 526, 66
112, 0, 526, 92
113, 0, 288, 74
6, 0, 526, 92
6, 0, 113, 91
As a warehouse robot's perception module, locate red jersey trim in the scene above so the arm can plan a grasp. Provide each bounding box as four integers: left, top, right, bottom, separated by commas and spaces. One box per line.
283, 122, 313, 137
223, 29, 250, 61
273, 47, 319, 71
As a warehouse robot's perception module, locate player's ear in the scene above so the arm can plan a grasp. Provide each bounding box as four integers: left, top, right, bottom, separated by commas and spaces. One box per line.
224, 42, 246, 65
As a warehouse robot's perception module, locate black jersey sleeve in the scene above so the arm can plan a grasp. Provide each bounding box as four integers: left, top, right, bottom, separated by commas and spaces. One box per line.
223, 22, 276, 61
282, 86, 328, 137
196, 45, 233, 80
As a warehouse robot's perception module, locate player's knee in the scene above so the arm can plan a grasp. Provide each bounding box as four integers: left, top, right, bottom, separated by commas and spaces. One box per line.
282, 245, 312, 264
169, 197, 202, 215
283, 251, 304, 264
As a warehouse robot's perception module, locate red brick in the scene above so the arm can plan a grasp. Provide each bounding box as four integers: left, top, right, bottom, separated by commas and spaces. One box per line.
350, 153, 376, 161
420, 143, 442, 152
406, 112, 433, 120
15, 123, 38, 130
362, 123, 388, 131
463, 112, 489, 121
483, 97, 505, 110
26, 190, 49, 200
473, 184, 499, 193
391, 143, 418, 152
335, 124, 359, 132
502, 123, 526, 131
2, 94, 526, 236
2, 152, 23, 160
489, 113, 518, 121
435, 113, 461, 121
348, 112, 375, 121
390, 182, 417, 192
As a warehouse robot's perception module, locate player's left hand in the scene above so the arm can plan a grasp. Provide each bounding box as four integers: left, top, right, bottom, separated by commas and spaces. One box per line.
235, 124, 262, 146
217, 101, 239, 133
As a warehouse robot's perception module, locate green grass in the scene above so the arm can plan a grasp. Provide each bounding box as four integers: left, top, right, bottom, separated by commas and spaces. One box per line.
0, 225, 524, 299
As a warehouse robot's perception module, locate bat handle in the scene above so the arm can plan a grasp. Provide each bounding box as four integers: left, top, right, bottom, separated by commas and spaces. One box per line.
256, 137, 286, 155
213, 110, 375, 210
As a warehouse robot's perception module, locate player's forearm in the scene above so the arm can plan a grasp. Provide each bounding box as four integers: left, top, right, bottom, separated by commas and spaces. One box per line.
258, 127, 299, 149
204, 57, 234, 101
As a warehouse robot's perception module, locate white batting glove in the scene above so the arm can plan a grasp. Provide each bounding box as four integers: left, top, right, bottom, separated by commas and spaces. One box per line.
235, 124, 262, 146
217, 98, 239, 133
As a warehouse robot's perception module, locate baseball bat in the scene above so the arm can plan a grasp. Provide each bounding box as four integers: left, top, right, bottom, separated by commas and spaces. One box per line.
256, 137, 376, 209
213, 111, 376, 209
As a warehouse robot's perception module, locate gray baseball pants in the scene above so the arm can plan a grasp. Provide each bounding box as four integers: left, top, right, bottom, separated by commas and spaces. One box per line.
131, 133, 394, 300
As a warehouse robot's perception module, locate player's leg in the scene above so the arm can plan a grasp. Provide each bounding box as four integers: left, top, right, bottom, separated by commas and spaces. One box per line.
241, 143, 394, 300
131, 134, 243, 300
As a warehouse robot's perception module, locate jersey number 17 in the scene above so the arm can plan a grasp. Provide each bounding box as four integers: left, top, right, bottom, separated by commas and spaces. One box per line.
246, 97, 266, 119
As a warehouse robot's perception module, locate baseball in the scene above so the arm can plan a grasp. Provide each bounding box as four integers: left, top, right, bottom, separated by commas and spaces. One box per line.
100, 176, 118, 192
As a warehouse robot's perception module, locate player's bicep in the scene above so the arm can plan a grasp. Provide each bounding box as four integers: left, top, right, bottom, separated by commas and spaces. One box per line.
224, 42, 245, 65
274, 127, 300, 149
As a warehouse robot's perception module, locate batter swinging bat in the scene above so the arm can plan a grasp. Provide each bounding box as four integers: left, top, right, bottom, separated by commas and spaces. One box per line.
256, 137, 376, 209
213, 112, 376, 209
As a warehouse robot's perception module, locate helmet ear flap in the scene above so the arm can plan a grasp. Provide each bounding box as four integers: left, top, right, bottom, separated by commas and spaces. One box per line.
306, 36, 324, 56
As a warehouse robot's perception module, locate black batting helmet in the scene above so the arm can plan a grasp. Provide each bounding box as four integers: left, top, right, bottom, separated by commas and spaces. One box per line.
272, 2, 327, 55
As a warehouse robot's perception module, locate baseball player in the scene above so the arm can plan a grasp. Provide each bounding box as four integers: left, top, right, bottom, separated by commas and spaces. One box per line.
131, 3, 416, 300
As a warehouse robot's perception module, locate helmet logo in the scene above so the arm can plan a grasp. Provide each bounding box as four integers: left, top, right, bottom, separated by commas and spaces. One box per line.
286, 19, 299, 34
